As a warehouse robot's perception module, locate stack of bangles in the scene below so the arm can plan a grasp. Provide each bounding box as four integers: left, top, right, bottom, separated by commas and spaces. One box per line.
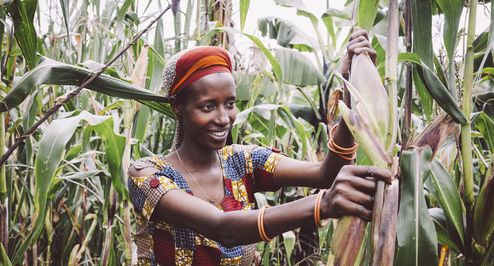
257, 205, 273, 242
328, 124, 359, 161
314, 189, 327, 227
257, 190, 329, 242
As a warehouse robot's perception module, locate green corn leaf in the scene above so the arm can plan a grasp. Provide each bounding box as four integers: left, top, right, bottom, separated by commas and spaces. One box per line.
0, 57, 171, 116
429, 207, 460, 252
90, 117, 127, 200
240, 0, 250, 31
398, 52, 467, 124
473, 112, 494, 154
473, 174, 494, 248
413, 70, 433, 120
233, 104, 308, 158
116, 0, 134, 40
322, 8, 351, 20
396, 147, 438, 266
7, 0, 39, 69
59, 0, 70, 40
234, 72, 275, 101
200, 27, 283, 91
282, 231, 295, 264
321, 12, 336, 47
277, 105, 309, 159
411, 0, 437, 112
258, 16, 317, 52
274, 47, 324, 86
481, 238, 494, 265
430, 159, 465, 249
358, 0, 379, 31
435, 0, 463, 60
436, 0, 463, 91
412, 0, 433, 67
474, 0, 494, 80
0, 244, 11, 266
13, 111, 111, 264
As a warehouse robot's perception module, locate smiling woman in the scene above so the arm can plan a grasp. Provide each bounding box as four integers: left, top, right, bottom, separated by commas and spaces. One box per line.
127, 43, 393, 265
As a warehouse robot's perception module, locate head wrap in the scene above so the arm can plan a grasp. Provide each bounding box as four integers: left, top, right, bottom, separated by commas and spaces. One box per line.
163, 46, 233, 97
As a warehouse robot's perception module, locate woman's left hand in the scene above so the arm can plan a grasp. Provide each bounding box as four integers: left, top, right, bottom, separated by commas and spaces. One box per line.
341, 27, 377, 79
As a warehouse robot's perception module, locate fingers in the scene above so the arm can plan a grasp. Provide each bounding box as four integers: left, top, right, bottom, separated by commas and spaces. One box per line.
336, 197, 373, 221
346, 30, 376, 60
343, 165, 394, 183
351, 176, 377, 194
346, 188, 374, 210
349, 27, 368, 42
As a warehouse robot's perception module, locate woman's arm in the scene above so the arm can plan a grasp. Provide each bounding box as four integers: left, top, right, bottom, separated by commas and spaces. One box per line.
272, 28, 377, 189
146, 165, 393, 248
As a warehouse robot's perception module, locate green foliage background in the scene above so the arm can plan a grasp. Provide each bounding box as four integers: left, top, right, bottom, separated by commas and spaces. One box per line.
0, 0, 492, 265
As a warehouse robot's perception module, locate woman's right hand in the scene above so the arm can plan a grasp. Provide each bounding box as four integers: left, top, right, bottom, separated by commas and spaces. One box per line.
320, 165, 394, 221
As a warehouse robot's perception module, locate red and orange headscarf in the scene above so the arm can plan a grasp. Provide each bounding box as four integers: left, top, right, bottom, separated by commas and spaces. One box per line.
162, 46, 233, 97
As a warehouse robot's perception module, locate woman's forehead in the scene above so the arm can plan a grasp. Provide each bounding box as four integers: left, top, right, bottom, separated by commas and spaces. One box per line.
188, 73, 236, 99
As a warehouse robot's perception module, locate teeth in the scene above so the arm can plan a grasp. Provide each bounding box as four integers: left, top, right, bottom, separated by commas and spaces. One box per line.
210, 131, 227, 137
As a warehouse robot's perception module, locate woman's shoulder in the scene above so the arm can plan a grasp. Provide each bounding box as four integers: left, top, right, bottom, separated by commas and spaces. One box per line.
221, 144, 261, 153
128, 154, 170, 178
221, 144, 280, 156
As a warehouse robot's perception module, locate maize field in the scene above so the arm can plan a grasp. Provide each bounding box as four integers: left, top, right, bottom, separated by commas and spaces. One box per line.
0, 0, 493, 265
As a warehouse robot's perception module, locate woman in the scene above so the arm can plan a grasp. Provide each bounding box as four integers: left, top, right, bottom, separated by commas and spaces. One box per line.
128, 29, 393, 265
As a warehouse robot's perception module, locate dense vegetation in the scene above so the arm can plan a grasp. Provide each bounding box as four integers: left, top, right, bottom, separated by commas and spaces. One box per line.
0, 0, 492, 265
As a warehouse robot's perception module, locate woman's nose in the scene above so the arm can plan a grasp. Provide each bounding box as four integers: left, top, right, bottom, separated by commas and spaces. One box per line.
215, 107, 230, 126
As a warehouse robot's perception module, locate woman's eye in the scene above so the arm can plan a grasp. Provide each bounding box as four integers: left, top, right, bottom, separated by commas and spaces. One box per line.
201, 104, 214, 112
226, 101, 236, 109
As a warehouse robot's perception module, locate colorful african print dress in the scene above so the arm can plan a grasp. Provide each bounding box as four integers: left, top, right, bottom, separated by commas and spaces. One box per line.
128, 144, 283, 266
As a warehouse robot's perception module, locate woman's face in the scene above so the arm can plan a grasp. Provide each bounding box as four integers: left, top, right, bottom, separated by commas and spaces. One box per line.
178, 72, 237, 150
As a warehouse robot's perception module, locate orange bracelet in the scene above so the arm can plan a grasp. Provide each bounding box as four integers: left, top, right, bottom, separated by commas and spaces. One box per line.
258, 205, 274, 242
329, 124, 359, 153
328, 141, 358, 160
314, 190, 327, 227
328, 124, 358, 160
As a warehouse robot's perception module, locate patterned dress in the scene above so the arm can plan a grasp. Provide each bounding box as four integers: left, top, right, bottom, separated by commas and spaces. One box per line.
128, 144, 283, 266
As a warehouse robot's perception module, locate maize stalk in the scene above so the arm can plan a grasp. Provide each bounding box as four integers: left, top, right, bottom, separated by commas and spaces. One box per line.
331, 0, 401, 259
332, 51, 397, 265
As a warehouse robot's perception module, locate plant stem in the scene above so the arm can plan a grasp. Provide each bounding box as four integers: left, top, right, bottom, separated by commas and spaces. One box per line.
0, 113, 5, 203
385, 0, 399, 154
462, 0, 476, 215
0, 112, 7, 249
123, 201, 133, 265
462, 1, 477, 262
403, 0, 413, 148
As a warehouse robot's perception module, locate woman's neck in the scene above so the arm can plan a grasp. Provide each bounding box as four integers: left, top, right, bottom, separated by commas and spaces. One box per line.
176, 140, 220, 167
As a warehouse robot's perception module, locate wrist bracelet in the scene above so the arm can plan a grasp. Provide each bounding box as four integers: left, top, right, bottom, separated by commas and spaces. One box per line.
328, 124, 358, 161
258, 205, 273, 242
314, 190, 327, 227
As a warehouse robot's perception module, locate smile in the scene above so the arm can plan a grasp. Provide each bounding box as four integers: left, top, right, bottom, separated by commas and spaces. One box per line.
209, 130, 228, 137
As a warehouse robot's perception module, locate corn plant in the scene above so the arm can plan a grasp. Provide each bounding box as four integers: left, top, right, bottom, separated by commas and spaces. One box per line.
0, 0, 493, 265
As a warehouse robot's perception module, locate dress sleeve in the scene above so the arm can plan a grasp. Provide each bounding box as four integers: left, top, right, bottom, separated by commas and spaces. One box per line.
127, 157, 180, 221
248, 145, 283, 192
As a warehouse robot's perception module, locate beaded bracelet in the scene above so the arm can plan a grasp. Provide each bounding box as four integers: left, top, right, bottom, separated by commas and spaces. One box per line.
257, 205, 274, 242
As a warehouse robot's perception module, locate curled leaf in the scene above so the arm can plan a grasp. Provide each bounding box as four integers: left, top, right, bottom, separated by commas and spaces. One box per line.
412, 113, 459, 156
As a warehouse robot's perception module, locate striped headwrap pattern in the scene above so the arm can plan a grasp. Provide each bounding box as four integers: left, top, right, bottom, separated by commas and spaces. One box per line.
162, 46, 233, 97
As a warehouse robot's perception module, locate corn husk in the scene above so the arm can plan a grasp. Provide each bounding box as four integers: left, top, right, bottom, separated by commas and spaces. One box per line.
331, 53, 397, 266
349, 53, 390, 146
412, 113, 459, 156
